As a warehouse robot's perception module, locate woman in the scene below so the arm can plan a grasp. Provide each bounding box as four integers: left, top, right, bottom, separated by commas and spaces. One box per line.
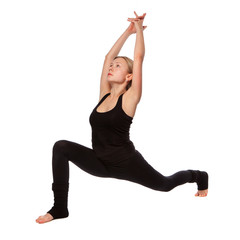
36, 12, 208, 224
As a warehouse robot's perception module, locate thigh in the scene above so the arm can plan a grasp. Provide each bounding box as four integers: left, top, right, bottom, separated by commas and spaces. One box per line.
57, 140, 110, 178
110, 150, 167, 190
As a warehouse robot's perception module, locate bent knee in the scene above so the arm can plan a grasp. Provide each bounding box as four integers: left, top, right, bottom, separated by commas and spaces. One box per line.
53, 140, 69, 153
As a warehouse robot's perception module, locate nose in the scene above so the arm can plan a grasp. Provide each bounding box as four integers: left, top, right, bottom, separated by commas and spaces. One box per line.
109, 65, 113, 72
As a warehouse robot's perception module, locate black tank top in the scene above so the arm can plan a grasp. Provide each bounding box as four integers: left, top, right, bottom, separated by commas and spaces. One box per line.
89, 93, 135, 163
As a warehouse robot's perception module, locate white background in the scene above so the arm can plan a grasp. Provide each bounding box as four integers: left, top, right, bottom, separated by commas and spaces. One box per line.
1, 0, 239, 239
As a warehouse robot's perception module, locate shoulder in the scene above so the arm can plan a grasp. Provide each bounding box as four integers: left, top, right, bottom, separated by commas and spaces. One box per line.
124, 87, 142, 105
122, 89, 141, 118
99, 91, 110, 102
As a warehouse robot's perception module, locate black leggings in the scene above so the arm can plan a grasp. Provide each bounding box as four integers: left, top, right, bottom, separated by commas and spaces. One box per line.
52, 140, 194, 192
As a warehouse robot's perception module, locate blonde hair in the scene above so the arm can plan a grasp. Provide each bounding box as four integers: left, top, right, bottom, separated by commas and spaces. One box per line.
114, 56, 133, 90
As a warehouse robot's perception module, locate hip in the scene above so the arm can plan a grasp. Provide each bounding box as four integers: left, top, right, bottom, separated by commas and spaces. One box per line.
94, 142, 136, 165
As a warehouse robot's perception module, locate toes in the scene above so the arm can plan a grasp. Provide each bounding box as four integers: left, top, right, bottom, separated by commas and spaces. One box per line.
36, 218, 44, 224
36, 214, 52, 224
36, 219, 47, 224
195, 190, 208, 197
36, 217, 42, 223
195, 191, 200, 196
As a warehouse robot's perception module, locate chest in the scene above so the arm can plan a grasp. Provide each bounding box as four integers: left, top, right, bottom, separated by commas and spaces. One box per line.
89, 108, 131, 133
96, 94, 135, 118
96, 96, 118, 113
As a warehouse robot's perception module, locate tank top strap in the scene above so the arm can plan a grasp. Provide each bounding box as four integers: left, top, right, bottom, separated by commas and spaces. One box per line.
115, 93, 124, 110
96, 93, 110, 108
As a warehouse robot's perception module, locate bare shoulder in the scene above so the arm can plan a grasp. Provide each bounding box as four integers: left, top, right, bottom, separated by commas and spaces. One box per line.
122, 89, 141, 118
99, 90, 110, 102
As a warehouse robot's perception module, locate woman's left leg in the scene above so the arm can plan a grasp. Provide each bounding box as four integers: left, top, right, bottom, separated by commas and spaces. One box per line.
107, 151, 208, 194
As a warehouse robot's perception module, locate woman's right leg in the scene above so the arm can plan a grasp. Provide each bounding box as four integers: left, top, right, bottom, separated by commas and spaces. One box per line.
36, 140, 110, 224
51, 140, 110, 184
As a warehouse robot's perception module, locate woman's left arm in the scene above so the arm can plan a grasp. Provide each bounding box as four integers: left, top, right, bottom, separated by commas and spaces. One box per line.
127, 13, 146, 104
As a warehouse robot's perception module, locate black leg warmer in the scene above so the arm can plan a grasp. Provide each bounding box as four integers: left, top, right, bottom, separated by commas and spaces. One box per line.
188, 170, 209, 190
47, 183, 69, 220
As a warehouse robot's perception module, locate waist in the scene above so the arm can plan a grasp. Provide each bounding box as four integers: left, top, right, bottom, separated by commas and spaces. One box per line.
93, 141, 135, 163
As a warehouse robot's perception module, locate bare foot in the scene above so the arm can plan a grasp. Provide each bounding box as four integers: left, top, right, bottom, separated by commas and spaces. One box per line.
36, 213, 53, 224
195, 189, 208, 197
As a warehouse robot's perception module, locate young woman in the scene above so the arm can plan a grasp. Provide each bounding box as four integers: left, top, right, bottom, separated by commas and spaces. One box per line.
36, 12, 208, 224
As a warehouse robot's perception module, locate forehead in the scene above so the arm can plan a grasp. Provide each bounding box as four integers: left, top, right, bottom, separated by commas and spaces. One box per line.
112, 58, 126, 64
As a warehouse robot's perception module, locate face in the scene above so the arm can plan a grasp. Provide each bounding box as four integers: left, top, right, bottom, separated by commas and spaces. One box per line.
107, 58, 132, 84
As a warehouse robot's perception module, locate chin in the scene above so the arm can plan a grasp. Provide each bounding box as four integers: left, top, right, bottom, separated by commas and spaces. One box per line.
108, 79, 124, 85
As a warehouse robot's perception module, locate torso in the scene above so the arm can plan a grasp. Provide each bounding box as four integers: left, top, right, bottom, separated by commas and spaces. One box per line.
89, 92, 136, 162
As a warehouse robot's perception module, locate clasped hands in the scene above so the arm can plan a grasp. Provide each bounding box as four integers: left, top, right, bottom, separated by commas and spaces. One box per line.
127, 11, 147, 34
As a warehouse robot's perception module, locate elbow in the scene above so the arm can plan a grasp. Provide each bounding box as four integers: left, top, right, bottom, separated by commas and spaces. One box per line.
105, 54, 110, 60
105, 53, 116, 61
134, 54, 144, 62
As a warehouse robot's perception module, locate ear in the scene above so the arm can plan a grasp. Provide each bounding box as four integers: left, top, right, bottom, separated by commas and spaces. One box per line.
126, 73, 133, 82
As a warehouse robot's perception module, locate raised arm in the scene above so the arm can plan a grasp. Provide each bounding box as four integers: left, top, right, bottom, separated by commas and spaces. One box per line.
127, 12, 146, 104
99, 13, 146, 101
99, 28, 131, 100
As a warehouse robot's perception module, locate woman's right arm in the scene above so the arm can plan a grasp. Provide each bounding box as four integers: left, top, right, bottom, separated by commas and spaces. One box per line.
99, 29, 131, 100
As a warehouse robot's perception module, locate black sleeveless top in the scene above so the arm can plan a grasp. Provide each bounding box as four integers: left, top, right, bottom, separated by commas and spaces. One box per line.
89, 93, 135, 163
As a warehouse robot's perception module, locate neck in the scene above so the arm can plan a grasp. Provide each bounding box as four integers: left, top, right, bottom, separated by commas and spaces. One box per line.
110, 83, 126, 98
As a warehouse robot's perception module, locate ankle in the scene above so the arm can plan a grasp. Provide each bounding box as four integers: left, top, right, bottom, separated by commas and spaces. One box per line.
188, 170, 209, 190
47, 206, 69, 220
50, 182, 69, 219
